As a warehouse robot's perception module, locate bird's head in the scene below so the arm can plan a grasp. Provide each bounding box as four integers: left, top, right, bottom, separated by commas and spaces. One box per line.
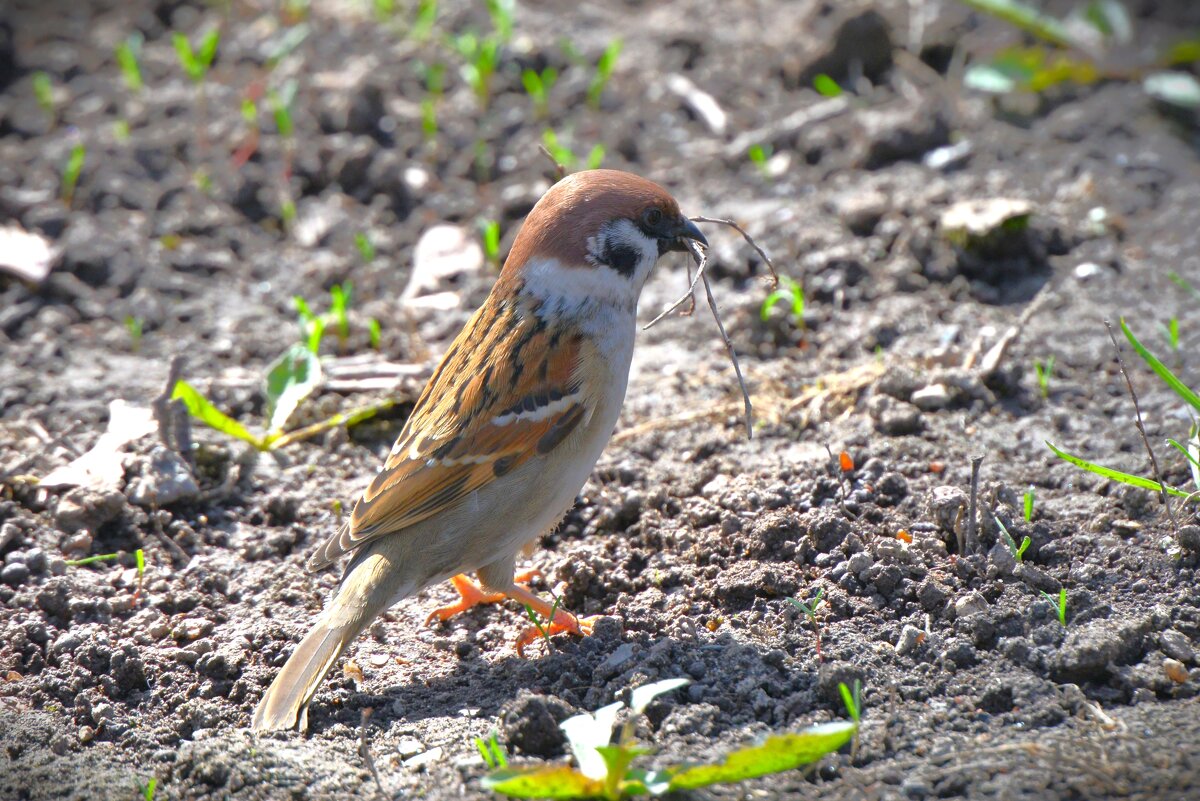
499, 169, 707, 313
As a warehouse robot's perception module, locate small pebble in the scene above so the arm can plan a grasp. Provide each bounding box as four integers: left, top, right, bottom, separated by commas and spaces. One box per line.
895, 624, 925, 656
1164, 658, 1189, 684
955, 592, 989, 618
1, 562, 30, 586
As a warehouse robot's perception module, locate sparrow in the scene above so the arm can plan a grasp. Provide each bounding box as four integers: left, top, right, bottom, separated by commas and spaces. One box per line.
251, 169, 707, 732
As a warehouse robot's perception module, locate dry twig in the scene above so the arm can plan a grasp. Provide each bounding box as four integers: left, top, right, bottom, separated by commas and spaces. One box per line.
537, 144, 567, 182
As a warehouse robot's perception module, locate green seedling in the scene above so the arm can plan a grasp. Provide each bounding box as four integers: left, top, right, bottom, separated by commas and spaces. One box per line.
476, 731, 509, 769
1041, 587, 1068, 627
420, 62, 446, 141
760, 275, 804, 327
523, 594, 563, 653
193, 168, 213, 193
268, 79, 297, 140
787, 588, 825, 660
1023, 488, 1035, 522
125, 316, 144, 352
172, 376, 394, 452
113, 120, 131, 142
330, 282, 351, 348
294, 295, 325, 353
747, 143, 773, 177
995, 516, 1031, 562
1160, 317, 1181, 351
115, 34, 144, 93
133, 548, 146, 604
483, 678, 856, 799
280, 197, 297, 229
451, 32, 500, 109
482, 220, 501, 266
542, 129, 604, 171
61, 141, 86, 208
1168, 271, 1200, 300
838, 680, 862, 724
138, 777, 157, 801
354, 232, 375, 264
32, 71, 55, 122
486, 0, 514, 43
588, 39, 623, 109
173, 29, 220, 83
412, 0, 437, 41
368, 318, 382, 350
1048, 318, 1200, 504
522, 66, 558, 118
1034, 355, 1054, 398
64, 552, 122, 567
813, 73, 843, 97
960, 0, 1200, 111
265, 23, 311, 71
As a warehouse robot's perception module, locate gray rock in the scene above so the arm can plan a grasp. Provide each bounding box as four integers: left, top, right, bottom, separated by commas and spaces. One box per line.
1, 562, 29, 586
912, 384, 951, 411
954, 592, 989, 618
895, 624, 924, 656
1160, 630, 1196, 664
53, 488, 126, 534
125, 446, 200, 507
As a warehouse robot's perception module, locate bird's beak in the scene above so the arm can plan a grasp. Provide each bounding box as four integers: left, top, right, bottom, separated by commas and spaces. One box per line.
663, 217, 708, 252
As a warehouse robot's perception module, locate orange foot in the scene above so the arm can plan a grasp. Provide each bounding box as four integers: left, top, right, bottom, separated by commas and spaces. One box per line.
424, 570, 543, 625
504, 582, 597, 657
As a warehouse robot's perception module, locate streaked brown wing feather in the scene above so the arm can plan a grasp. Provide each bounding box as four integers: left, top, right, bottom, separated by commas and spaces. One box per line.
306, 297, 588, 572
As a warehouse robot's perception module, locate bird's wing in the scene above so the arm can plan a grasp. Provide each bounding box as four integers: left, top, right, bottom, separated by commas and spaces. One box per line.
306, 300, 590, 571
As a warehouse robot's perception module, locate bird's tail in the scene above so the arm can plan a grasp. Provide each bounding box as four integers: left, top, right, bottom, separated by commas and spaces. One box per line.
251, 614, 363, 732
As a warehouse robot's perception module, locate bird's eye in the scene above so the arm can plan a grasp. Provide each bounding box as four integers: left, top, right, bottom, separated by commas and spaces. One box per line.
644, 208, 664, 228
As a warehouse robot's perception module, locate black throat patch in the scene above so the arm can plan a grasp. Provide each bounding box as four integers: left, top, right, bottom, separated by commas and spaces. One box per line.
600, 239, 641, 277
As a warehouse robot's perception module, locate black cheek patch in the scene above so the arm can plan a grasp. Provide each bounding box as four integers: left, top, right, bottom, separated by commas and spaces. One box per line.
602, 242, 641, 277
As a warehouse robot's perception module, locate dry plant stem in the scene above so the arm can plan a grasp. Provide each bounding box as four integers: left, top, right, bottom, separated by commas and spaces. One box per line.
1104, 321, 1180, 535
688, 216, 780, 288
537, 144, 566, 181
825, 443, 856, 519
643, 245, 710, 329
359, 707, 385, 795
966, 455, 983, 554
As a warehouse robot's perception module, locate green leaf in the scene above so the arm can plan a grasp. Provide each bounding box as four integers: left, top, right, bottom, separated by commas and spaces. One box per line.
481, 765, 605, 798
1046, 440, 1193, 499
666, 721, 857, 791
958, 0, 1077, 47
172, 381, 265, 449
812, 73, 843, 97
1143, 71, 1200, 110
629, 678, 690, 714
560, 702, 622, 781
1082, 0, 1133, 44
1121, 318, 1200, 414
595, 745, 649, 798
197, 29, 220, 70
265, 344, 323, 435
172, 32, 197, 78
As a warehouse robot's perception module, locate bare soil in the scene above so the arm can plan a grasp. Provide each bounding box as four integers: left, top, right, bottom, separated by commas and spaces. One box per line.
2, 1, 1200, 799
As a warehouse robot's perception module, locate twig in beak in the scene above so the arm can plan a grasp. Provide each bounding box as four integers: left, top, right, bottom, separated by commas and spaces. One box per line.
689, 216, 780, 288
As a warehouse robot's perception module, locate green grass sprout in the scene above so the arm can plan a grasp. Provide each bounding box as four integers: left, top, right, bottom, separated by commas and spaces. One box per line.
61, 141, 86, 208
173, 29, 220, 83
115, 34, 144, 93
368, 318, 382, 350
588, 39, 623, 109
482, 220, 501, 265
747, 143, 773, 177
133, 548, 147, 604
64, 552, 122, 567
412, 0, 437, 41
139, 777, 157, 801
522, 66, 558, 118
838, 680, 862, 724
451, 32, 500, 110
1160, 317, 1181, 351
486, 0, 514, 43
1034, 355, 1054, 398
1023, 487, 1035, 522
354, 232, 375, 264
475, 731, 509, 769
125, 316, 144, 352
330, 283, 351, 348
995, 516, 1030, 562
1041, 587, 1068, 627
33, 71, 55, 121
760, 276, 804, 327
523, 594, 563, 653
813, 73, 843, 97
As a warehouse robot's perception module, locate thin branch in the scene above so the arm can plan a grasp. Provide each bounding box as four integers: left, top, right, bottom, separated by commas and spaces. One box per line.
689, 215, 780, 288
1104, 320, 1180, 536
537, 144, 566, 181
643, 245, 710, 330
690, 240, 754, 439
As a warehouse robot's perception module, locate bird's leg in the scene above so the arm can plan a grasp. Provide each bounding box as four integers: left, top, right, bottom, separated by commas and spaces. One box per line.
423, 570, 543, 625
